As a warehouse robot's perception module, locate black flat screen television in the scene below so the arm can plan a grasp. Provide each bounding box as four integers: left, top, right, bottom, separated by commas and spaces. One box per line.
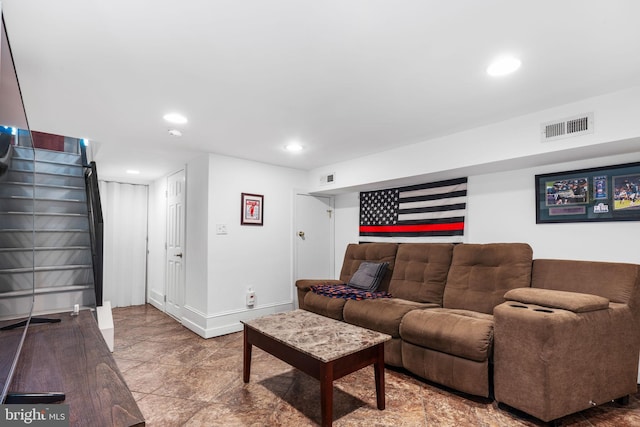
0, 8, 39, 404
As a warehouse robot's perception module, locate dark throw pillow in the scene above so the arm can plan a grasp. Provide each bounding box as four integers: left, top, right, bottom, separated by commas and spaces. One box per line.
348, 261, 389, 292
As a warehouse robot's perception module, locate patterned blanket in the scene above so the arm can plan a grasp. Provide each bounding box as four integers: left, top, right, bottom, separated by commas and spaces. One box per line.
310, 283, 392, 300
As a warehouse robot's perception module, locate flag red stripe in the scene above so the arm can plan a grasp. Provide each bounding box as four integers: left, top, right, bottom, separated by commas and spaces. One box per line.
359, 222, 465, 233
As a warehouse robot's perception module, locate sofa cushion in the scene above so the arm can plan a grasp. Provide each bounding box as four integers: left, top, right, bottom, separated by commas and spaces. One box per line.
388, 243, 454, 304
504, 288, 609, 313
400, 308, 494, 362
303, 291, 346, 320
402, 340, 491, 397
343, 298, 438, 337
339, 243, 398, 292
443, 243, 533, 314
348, 261, 389, 291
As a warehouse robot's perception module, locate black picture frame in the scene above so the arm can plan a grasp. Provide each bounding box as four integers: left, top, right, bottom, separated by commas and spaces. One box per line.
535, 161, 640, 223
241, 193, 263, 226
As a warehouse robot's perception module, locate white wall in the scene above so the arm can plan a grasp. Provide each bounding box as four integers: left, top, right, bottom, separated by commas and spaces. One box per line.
175, 153, 307, 338
184, 156, 210, 318
467, 152, 640, 264
147, 178, 167, 310
207, 154, 303, 312
313, 86, 640, 269
334, 192, 359, 278
332, 151, 640, 267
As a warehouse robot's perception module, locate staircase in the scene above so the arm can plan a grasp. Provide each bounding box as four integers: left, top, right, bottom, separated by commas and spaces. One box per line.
0, 146, 95, 317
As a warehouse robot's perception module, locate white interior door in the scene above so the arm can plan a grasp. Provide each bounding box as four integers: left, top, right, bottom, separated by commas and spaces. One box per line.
295, 194, 334, 306
166, 169, 186, 320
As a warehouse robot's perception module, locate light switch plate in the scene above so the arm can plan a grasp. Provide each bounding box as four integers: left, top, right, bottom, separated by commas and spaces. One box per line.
216, 224, 228, 235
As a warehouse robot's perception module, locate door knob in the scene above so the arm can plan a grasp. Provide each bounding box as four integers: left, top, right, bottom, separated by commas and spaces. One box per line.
298, 231, 305, 238
176, 253, 183, 258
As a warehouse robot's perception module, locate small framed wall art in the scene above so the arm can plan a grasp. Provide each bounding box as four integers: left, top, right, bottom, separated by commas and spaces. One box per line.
241, 193, 264, 226
535, 161, 640, 223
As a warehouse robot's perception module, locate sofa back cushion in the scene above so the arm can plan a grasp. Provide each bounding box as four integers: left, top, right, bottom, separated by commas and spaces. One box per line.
388, 243, 454, 304
339, 243, 398, 292
443, 243, 533, 314
532, 259, 640, 307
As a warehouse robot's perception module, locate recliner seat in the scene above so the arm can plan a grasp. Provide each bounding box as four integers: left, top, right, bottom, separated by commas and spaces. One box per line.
400, 243, 533, 397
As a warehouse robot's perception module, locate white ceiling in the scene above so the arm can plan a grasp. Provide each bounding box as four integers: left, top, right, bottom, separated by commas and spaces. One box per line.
3, 0, 640, 183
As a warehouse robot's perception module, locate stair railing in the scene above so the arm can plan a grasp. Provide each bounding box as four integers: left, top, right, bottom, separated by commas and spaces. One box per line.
81, 143, 104, 307
0, 133, 11, 176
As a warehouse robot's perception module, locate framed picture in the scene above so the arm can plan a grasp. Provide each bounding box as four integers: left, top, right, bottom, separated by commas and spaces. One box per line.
241, 193, 263, 226
535, 161, 640, 223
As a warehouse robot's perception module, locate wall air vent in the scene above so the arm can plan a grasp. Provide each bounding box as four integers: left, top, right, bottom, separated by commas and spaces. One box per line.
541, 113, 594, 142
319, 172, 335, 185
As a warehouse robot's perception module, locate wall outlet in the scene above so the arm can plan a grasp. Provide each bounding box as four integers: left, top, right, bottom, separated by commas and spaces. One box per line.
216, 224, 228, 235
246, 288, 256, 307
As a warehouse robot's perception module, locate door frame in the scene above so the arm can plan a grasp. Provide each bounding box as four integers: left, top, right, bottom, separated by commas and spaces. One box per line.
293, 190, 335, 307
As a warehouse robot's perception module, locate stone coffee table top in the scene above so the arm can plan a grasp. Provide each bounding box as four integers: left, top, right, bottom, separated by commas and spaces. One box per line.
242, 309, 390, 363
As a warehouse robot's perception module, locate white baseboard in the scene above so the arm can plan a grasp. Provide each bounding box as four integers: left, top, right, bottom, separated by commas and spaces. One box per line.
181, 301, 294, 339
148, 289, 165, 312
96, 301, 114, 352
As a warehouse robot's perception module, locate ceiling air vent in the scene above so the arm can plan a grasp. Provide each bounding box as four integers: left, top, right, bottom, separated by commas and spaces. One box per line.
319, 172, 335, 185
541, 113, 594, 142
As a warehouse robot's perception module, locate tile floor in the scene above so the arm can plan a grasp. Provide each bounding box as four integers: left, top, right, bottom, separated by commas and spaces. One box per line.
113, 304, 640, 426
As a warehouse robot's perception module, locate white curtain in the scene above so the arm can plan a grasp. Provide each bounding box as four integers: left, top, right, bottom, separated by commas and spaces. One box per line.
99, 181, 148, 307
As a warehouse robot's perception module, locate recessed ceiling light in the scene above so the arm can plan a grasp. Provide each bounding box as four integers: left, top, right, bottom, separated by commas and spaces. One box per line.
168, 129, 183, 137
487, 56, 521, 77
285, 142, 303, 152
163, 112, 188, 124
126, 169, 140, 175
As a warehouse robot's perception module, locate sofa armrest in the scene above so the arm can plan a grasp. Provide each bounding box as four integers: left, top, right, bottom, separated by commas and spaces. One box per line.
494, 295, 638, 422
295, 279, 345, 310
504, 288, 609, 313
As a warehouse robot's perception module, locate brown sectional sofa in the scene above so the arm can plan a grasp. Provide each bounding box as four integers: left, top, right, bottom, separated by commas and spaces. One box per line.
295, 242, 640, 424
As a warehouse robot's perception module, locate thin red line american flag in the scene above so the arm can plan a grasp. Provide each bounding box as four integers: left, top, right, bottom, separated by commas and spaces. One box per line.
359, 177, 467, 243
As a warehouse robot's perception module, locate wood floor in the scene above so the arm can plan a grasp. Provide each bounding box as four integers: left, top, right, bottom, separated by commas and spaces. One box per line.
113, 304, 640, 426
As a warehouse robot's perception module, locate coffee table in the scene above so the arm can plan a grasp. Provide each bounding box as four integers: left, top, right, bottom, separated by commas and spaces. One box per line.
242, 309, 391, 427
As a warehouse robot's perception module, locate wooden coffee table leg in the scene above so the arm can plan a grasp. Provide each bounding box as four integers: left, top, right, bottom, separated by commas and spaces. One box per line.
243, 326, 252, 383
374, 343, 385, 410
320, 361, 334, 427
